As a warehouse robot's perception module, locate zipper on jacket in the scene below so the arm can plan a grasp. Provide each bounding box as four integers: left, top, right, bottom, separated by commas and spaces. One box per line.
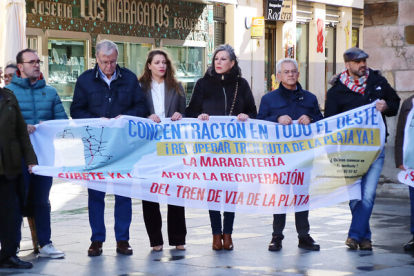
223, 87, 227, 115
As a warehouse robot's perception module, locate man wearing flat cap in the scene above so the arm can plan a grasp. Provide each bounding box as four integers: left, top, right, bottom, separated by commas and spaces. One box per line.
325, 47, 400, 250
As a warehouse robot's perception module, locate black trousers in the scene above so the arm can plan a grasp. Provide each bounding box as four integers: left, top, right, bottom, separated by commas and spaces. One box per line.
272, 211, 310, 238
0, 175, 20, 262
142, 200, 186, 247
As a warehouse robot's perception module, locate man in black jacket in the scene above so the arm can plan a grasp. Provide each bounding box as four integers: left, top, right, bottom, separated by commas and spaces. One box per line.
71, 39, 148, 257
258, 58, 323, 252
0, 88, 37, 269
325, 47, 400, 250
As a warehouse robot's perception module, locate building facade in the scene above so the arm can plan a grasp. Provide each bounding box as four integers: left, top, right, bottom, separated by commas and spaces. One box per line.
24, 0, 234, 114
363, 0, 414, 185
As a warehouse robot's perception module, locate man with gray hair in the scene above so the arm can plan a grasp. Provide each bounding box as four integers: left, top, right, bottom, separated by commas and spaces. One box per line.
71, 39, 148, 256
258, 58, 323, 252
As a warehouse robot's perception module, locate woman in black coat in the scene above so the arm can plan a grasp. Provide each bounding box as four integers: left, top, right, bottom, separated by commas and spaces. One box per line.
186, 44, 257, 250
139, 49, 187, 251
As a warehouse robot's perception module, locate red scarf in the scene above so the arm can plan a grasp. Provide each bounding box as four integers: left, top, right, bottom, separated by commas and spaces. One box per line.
339, 68, 369, 95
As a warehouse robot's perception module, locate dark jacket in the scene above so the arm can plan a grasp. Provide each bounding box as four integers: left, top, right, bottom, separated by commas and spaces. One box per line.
395, 95, 414, 168
143, 83, 186, 117
0, 88, 37, 176
186, 66, 257, 118
71, 65, 149, 119
257, 82, 323, 122
5, 71, 68, 124
325, 68, 400, 137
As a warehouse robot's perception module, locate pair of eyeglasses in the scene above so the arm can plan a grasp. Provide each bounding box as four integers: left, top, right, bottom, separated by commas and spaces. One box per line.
97, 57, 117, 67
3, 74, 13, 79
282, 70, 298, 75
21, 60, 43, 66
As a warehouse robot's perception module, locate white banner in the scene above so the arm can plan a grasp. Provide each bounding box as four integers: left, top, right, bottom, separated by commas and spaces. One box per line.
397, 99, 414, 187
32, 102, 385, 214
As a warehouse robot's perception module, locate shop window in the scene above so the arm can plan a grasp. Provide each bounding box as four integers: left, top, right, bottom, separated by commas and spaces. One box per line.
352, 28, 359, 48
296, 23, 309, 90
163, 46, 205, 104
48, 39, 87, 116
214, 5, 225, 49
114, 42, 152, 78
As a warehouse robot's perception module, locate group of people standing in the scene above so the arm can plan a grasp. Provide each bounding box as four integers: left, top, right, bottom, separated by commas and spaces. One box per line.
0, 39, 412, 271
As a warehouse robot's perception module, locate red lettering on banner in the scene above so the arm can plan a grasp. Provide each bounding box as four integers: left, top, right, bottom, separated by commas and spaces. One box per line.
97, 173, 105, 180
246, 193, 260, 206
302, 195, 309, 205
236, 192, 244, 204
150, 182, 171, 196
82, 172, 90, 180
183, 157, 197, 166
116, 173, 124, 178
207, 189, 221, 202
262, 194, 276, 206
108, 172, 115, 179
150, 182, 158, 193
278, 194, 286, 206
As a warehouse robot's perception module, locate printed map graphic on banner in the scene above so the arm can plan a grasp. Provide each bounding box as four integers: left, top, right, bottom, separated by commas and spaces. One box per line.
32, 102, 385, 214
398, 99, 414, 187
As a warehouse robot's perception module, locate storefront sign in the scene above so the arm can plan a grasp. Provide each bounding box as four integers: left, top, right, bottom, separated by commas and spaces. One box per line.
251, 17, 264, 39
265, 0, 292, 21
27, 0, 209, 43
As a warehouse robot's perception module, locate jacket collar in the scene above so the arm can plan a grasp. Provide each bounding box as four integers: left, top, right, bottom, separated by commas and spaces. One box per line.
93, 64, 122, 80
11, 70, 46, 89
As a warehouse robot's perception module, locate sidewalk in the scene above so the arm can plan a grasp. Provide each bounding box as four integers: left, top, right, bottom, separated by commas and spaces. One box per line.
10, 179, 414, 276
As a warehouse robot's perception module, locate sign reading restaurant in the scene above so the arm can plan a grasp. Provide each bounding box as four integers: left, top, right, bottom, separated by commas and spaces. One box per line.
30, 0, 204, 31
265, 0, 293, 21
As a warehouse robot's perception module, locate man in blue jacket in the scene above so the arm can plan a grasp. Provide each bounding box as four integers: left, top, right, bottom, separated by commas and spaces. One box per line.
258, 58, 323, 252
6, 49, 67, 258
71, 39, 148, 257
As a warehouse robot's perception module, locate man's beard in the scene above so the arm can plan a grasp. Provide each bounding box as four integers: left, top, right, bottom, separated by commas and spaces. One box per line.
350, 67, 366, 78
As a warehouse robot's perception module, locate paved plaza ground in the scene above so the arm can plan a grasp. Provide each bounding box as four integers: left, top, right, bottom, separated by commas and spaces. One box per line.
2, 179, 414, 276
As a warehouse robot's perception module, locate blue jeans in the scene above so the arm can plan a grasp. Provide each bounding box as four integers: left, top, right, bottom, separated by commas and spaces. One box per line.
410, 186, 414, 236
348, 148, 385, 242
17, 159, 53, 247
209, 211, 234, 235
88, 188, 131, 242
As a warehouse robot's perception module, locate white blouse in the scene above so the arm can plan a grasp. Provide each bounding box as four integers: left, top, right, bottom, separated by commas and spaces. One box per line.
151, 79, 165, 118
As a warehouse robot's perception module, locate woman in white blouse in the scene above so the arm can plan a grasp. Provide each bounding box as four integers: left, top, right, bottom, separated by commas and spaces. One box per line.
139, 49, 186, 251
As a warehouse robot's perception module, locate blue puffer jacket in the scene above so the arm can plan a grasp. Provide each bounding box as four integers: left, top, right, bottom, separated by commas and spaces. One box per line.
6, 72, 68, 124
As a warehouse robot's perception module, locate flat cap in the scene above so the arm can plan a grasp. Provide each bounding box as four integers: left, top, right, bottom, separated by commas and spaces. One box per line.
343, 47, 369, 62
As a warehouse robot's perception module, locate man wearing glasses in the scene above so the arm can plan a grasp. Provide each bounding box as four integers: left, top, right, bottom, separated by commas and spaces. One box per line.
71, 39, 148, 257
258, 58, 323, 252
5, 49, 67, 258
325, 47, 400, 250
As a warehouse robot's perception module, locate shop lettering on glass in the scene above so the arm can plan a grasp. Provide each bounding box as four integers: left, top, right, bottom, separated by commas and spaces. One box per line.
30, 0, 205, 32
265, 0, 292, 21
31, 0, 73, 18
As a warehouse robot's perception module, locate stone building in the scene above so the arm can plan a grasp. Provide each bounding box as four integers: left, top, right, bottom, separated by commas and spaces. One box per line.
364, 0, 414, 191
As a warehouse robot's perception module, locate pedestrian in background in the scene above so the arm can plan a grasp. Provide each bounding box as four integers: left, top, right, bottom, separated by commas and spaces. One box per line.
3, 63, 18, 86
71, 39, 148, 257
186, 44, 257, 251
395, 94, 414, 251
6, 49, 67, 258
0, 87, 37, 269
257, 58, 322, 252
139, 49, 187, 252
325, 47, 400, 250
